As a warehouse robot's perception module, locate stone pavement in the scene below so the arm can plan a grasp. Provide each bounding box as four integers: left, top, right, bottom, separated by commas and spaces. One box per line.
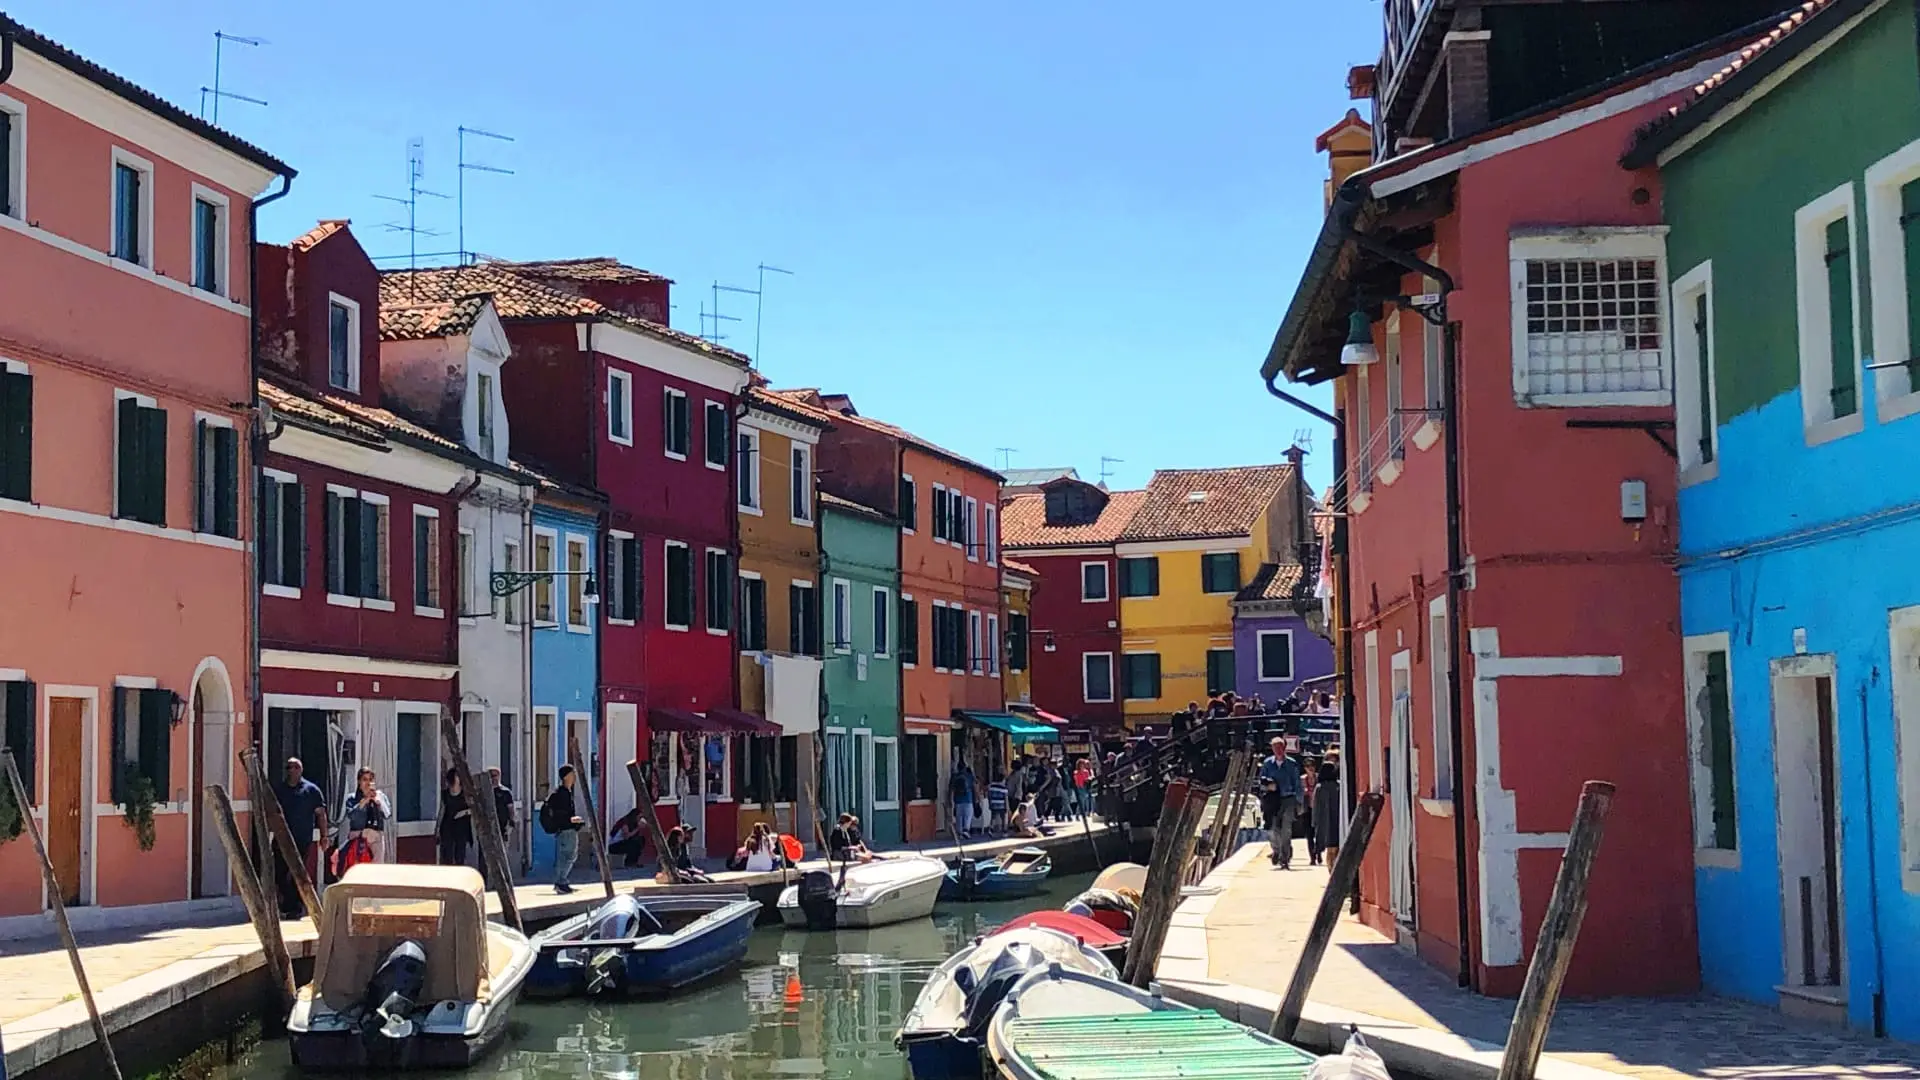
1163, 844, 1920, 1080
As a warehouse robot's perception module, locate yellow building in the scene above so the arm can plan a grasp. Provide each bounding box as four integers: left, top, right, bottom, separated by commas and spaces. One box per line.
1113, 465, 1303, 726
1001, 559, 1035, 707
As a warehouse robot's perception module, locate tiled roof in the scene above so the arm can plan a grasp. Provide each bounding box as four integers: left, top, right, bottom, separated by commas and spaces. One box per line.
0, 14, 292, 177
765, 389, 1001, 479
379, 294, 491, 341
1003, 557, 1039, 577
999, 489, 1147, 549
495, 257, 671, 285
820, 491, 892, 521
1119, 465, 1294, 543
259, 381, 383, 444
1233, 562, 1305, 604
261, 378, 528, 472
745, 386, 835, 429
290, 220, 350, 252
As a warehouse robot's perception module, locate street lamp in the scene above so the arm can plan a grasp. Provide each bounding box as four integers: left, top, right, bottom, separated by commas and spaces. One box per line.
489, 570, 598, 606
1339, 308, 1378, 366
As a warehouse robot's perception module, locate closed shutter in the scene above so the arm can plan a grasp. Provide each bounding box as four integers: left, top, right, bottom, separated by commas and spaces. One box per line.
256, 474, 274, 580
1825, 217, 1856, 417
1146, 654, 1162, 699
342, 496, 364, 597
214, 425, 238, 538
1146, 557, 1160, 595
1903, 179, 1920, 377
139, 687, 171, 796
789, 585, 803, 653
2, 679, 33, 804
284, 483, 305, 588
899, 597, 918, 665
626, 537, 641, 620
116, 397, 140, 520
139, 405, 167, 527
1704, 650, 1737, 850
110, 686, 130, 802
359, 500, 381, 599
194, 420, 210, 531
0, 366, 30, 502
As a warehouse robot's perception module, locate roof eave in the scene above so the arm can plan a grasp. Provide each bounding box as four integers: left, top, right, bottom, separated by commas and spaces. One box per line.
1262, 177, 1373, 385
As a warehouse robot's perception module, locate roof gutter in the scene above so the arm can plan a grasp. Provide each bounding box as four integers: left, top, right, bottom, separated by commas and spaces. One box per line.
1261, 177, 1371, 384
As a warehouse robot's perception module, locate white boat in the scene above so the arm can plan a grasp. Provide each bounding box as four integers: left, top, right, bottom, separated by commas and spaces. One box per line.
776, 855, 947, 929
287, 864, 533, 1072
1090, 862, 1147, 894
897, 927, 1116, 1080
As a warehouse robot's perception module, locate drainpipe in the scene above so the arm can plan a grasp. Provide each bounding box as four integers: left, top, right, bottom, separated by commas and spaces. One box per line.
246, 172, 295, 755
1858, 680, 1888, 1036
0, 23, 14, 84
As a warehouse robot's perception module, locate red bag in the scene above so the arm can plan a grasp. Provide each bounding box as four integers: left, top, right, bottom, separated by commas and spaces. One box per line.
331, 836, 375, 878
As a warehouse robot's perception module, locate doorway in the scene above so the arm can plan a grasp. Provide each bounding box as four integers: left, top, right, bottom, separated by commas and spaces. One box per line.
1771, 661, 1845, 997
604, 704, 638, 824
47, 696, 86, 906
190, 663, 236, 898
1388, 651, 1416, 930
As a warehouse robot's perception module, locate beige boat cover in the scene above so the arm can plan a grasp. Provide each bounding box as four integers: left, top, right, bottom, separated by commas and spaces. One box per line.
312, 864, 497, 1009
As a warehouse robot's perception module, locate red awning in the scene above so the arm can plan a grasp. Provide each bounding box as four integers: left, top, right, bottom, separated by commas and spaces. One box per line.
1013, 705, 1071, 727
708, 708, 782, 736
648, 707, 726, 733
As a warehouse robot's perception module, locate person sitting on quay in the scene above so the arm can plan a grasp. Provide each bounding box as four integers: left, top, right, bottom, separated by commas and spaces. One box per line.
1013, 794, 1052, 838
607, 806, 649, 868
828, 813, 881, 863
666, 825, 715, 882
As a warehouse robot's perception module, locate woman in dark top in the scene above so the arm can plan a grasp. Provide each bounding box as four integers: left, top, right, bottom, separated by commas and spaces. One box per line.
1311, 759, 1342, 865
333, 767, 390, 877
436, 767, 473, 867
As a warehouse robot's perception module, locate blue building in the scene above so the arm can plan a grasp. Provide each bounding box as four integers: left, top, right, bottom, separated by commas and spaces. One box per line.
526, 489, 603, 877
1622, 0, 1920, 1038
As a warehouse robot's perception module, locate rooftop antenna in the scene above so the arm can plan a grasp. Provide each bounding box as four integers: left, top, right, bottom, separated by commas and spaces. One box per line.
713, 280, 759, 347
201, 31, 267, 125
374, 137, 450, 281
457, 125, 514, 266
753, 264, 795, 363
1099, 456, 1125, 487
995, 448, 1018, 470
698, 299, 740, 343
1290, 428, 1314, 455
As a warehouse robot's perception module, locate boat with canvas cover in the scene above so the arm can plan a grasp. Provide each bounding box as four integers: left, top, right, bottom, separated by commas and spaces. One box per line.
287, 864, 532, 1072
896, 927, 1115, 1080
776, 855, 947, 930
989, 910, 1128, 969
940, 847, 1053, 902
526, 892, 762, 998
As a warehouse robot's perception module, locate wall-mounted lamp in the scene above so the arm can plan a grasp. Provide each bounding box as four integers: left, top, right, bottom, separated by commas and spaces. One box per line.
1340, 308, 1378, 366
169, 690, 187, 726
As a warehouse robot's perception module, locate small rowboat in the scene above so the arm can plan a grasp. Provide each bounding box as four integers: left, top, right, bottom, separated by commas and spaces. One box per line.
985, 966, 1318, 1080
526, 892, 762, 998
1090, 862, 1146, 894
897, 927, 1116, 1080
940, 847, 1053, 902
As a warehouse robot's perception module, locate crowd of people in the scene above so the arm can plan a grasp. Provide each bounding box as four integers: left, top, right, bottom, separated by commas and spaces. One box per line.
949, 752, 1097, 840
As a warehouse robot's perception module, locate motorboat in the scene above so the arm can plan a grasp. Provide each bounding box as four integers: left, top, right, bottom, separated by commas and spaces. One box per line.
1061, 886, 1138, 940
897, 927, 1115, 1080
287, 864, 533, 1072
526, 892, 762, 998
1090, 862, 1147, 894
776, 855, 947, 930
984, 965, 1317, 1080
989, 910, 1127, 969
939, 847, 1053, 902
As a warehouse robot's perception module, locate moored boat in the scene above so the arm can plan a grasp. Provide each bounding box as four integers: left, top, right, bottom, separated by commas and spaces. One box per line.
989, 910, 1127, 969
287, 864, 533, 1072
526, 892, 762, 998
939, 847, 1053, 902
1089, 862, 1146, 894
776, 855, 947, 930
896, 927, 1115, 1080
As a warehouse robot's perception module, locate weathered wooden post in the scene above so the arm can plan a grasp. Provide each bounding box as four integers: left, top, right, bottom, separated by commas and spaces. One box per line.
1122, 779, 1210, 987
567, 734, 616, 899
1496, 780, 1616, 1080
437, 709, 522, 933
204, 783, 298, 1014
237, 748, 324, 931
3, 750, 123, 1080
1270, 790, 1385, 1041
1203, 748, 1251, 869
624, 759, 685, 883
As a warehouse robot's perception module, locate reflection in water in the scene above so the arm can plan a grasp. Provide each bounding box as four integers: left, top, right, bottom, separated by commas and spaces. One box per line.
216, 873, 1094, 1080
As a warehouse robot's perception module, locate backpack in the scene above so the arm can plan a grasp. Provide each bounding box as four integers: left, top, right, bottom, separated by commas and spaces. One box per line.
538, 793, 563, 835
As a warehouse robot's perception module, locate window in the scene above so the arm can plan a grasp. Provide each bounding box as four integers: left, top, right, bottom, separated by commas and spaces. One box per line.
395, 712, 438, 825
1385, 311, 1405, 458
0, 679, 31, 806
1081, 561, 1109, 603
257, 471, 304, 592
0, 99, 20, 219
664, 540, 693, 630
1510, 231, 1669, 407
704, 401, 729, 469
899, 595, 919, 666
1866, 144, 1920, 422
1792, 187, 1862, 439
985, 503, 997, 566
1684, 633, 1738, 861
987, 613, 1000, 676
1118, 556, 1159, 598
0, 360, 28, 501
1008, 612, 1029, 672
1083, 653, 1115, 703
110, 686, 172, 803
932, 484, 949, 542
1206, 648, 1235, 696
904, 734, 939, 802
663, 387, 690, 458
789, 581, 819, 655
1422, 272, 1445, 414
831, 578, 852, 653
605, 532, 640, 623
739, 574, 768, 651
531, 529, 556, 624
969, 610, 983, 675
498, 712, 517, 797
328, 295, 360, 393
566, 534, 590, 630
1257, 629, 1294, 682
648, 730, 675, 802
457, 529, 476, 617
191, 190, 226, 294
115, 393, 167, 527
1354, 359, 1373, 493
737, 427, 761, 511
1429, 598, 1453, 801
608, 370, 633, 445
931, 603, 970, 672
874, 735, 899, 810
1123, 653, 1161, 701
111, 153, 151, 266
502, 538, 522, 624
413, 507, 443, 615
965, 496, 979, 561
872, 586, 891, 658
475, 371, 496, 461
705, 549, 731, 633
1672, 261, 1719, 478
790, 444, 813, 524
1201, 552, 1241, 594
191, 416, 239, 538
900, 475, 917, 533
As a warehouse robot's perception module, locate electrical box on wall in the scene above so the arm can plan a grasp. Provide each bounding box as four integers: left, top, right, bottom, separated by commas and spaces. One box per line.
1620, 480, 1648, 522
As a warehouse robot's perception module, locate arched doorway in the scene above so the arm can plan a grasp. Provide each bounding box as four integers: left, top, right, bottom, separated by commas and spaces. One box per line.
188, 658, 237, 899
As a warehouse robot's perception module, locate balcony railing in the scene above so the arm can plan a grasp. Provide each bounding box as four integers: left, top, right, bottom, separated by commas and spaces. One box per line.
1377, 0, 1443, 120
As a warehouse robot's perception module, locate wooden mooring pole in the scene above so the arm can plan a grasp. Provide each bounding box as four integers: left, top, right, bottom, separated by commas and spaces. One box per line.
568, 734, 617, 900
237, 748, 323, 932
625, 759, 686, 884
1495, 780, 1617, 1080
203, 783, 297, 1016
4, 750, 123, 1080
1122, 779, 1211, 988
437, 709, 523, 933
1270, 790, 1385, 1042
1203, 747, 1251, 869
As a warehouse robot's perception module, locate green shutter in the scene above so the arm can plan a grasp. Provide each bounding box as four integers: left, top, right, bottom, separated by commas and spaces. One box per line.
1148, 654, 1162, 698
3, 679, 34, 804
194, 420, 208, 531
139, 688, 171, 796
283, 483, 305, 589
358, 499, 380, 598
140, 405, 167, 526
256, 474, 273, 580
1903, 180, 1920, 378
0, 367, 30, 502
1207, 649, 1235, 696
1704, 650, 1737, 850
110, 686, 129, 802
1825, 217, 1857, 418
1693, 293, 1713, 465
116, 397, 140, 519
214, 425, 237, 538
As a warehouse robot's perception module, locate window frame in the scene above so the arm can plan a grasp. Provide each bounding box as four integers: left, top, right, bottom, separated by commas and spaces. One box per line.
663, 539, 693, 632
831, 577, 853, 654
1671, 260, 1720, 485
604, 530, 639, 626
704, 547, 731, 636
412, 505, 444, 618
1201, 551, 1241, 595
931, 599, 950, 673
0, 93, 24, 221
900, 474, 916, 534
1118, 555, 1159, 598
738, 569, 767, 652
1082, 651, 1115, 704
1865, 138, 1920, 425
1256, 629, 1294, 682
789, 579, 818, 656
189, 184, 230, 296
1080, 560, 1109, 603
327, 293, 362, 394
110, 147, 154, 269
1793, 183, 1865, 444
259, 467, 302, 598
1205, 647, 1236, 697
932, 483, 949, 543
663, 386, 690, 460
1122, 651, 1162, 701
873, 734, 900, 811
393, 707, 440, 830
1428, 596, 1454, 803
737, 426, 762, 513
531, 526, 559, 627
789, 443, 814, 525
564, 532, 591, 633
872, 585, 891, 659
987, 612, 1000, 677
704, 400, 729, 471
1507, 228, 1672, 408
1683, 630, 1740, 871
607, 368, 633, 446
192, 410, 239, 539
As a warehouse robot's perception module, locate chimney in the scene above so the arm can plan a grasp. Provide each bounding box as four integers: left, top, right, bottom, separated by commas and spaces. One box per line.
1315, 109, 1374, 210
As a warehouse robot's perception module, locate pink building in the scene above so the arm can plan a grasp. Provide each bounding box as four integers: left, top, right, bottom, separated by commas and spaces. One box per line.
0, 18, 293, 933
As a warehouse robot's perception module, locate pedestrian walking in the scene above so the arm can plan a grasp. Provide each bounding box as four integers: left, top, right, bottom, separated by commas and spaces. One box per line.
1257, 737, 1303, 869
1302, 755, 1322, 865
951, 759, 978, 838
435, 767, 473, 867
540, 764, 585, 893
1312, 757, 1342, 865
476, 767, 515, 886
332, 768, 390, 878
986, 772, 1010, 834
272, 757, 327, 916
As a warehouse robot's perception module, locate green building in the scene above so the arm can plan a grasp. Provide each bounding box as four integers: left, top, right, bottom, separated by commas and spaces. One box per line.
819, 492, 905, 845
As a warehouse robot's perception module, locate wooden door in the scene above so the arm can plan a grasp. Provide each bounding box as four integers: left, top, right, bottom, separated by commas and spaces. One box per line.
47, 698, 84, 905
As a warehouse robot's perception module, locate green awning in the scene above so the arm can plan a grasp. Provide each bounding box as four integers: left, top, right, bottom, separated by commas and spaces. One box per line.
957, 711, 1059, 744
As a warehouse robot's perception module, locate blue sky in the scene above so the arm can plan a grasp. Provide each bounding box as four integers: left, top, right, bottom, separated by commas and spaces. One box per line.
16, 1, 1379, 493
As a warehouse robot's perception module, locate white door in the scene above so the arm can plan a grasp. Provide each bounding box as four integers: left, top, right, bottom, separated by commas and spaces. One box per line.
195, 702, 232, 898
604, 704, 639, 826
1389, 651, 1416, 928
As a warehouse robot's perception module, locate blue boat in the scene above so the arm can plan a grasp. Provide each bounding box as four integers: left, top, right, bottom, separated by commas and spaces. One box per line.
526, 893, 762, 998
896, 926, 1115, 1080
940, 848, 1052, 903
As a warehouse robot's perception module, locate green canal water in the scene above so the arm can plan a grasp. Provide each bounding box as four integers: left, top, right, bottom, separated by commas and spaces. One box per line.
214, 871, 1096, 1080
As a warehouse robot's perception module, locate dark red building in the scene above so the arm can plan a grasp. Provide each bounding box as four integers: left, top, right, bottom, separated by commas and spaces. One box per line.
1000, 478, 1144, 738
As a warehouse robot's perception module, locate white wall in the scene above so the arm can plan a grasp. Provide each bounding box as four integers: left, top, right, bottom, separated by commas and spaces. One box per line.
459, 482, 530, 831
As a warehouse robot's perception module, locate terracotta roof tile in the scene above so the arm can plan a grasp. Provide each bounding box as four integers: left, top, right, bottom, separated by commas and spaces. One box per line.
1003, 557, 1039, 576
379, 294, 491, 341
820, 491, 892, 521
746, 386, 836, 429
1118, 465, 1294, 543
1233, 562, 1305, 604
261, 379, 511, 467
495, 257, 671, 285
1628, 1, 1836, 153
763, 389, 1001, 479
259, 380, 383, 443
290, 220, 350, 252
999, 489, 1147, 549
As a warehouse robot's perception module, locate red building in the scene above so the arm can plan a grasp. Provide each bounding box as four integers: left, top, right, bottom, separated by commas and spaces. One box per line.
379, 260, 756, 854
1000, 477, 1144, 739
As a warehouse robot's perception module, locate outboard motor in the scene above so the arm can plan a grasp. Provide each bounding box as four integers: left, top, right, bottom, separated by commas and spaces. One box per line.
360, 941, 428, 1040
957, 858, 981, 891
586, 895, 665, 940
959, 943, 1045, 1041
797, 870, 839, 931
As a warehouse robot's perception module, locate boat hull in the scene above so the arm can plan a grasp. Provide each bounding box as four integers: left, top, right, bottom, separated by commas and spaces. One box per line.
939, 868, 1051, 903
777, 859, 946, 929
289, 963, 524, 1072
527, 896, 761, 998
903, 1033, 984, 1080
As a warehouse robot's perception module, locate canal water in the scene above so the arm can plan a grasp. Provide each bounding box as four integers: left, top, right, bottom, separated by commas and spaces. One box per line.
215, 871, 1096, 1080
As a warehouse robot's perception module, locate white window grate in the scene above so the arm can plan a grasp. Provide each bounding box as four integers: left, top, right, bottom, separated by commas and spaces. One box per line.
1520, 257, 1666, 398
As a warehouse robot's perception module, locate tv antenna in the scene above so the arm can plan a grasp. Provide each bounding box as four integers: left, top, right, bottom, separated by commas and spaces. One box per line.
1099, 456, 1124, 487
456, 126, 514, 265
711, 280, 759, 346
995, 448, 1018, 470
753, 263, 795, 362
200, 31, 267, 125
1290, 428, 1314, 455
375, 138, 450, 277
698, 299, 740, 343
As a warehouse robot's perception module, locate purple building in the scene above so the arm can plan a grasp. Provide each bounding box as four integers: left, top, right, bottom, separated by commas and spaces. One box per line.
1230, 562, 1334, 706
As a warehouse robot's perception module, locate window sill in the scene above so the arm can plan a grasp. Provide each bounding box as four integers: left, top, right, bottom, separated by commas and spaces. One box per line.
1419, 798, 1454, 818
1678, 461, 1719, 489
707, 627, 731, 637
908, 799, 934, 807
504, 623, 523, 633
1082, 595, 1108, 604
1410, 419, 1442, 452
458, 617, 478, 628
705, 460, 727, 472
534, 620, 560, 630
264, 585, 302, 600
608, 434, 633, 447
1085, 698, 1115, 705
790, 517, 815, 528
1377, 458, 1404, 487
327, 593, 361, 609
607, 618, 637, 627
665, 451, 688, 462
1803, 412, 1864, 447
1350, 492, 1372, 515
364, 598, 396, 612
1879, 389, 1920, 426
665, 623, 690, 633
1520, 390, 1671, 408
903, 662, 917, 670
739, 504, 763, 517
1696, 847, 1741, 871
902, 528, 915, 536
415, 606, 445, 619
875, 653, 891, 662
566, 623, 592, 636
875, 800, 901, 811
